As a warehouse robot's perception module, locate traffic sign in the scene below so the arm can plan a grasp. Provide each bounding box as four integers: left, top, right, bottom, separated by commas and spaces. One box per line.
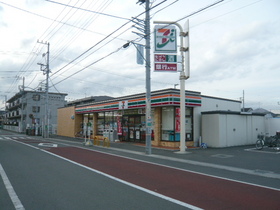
154, 63, 177, 72
154, 54, 177, 63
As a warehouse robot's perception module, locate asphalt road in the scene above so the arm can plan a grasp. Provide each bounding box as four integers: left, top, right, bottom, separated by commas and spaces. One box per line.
1, 130, 280, 209
0, 132, 187, 210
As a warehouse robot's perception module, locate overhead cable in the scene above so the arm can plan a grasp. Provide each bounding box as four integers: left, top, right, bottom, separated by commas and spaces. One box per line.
50, 0, 168, 78
45, 0, 130, 21
50, 45, 124, 87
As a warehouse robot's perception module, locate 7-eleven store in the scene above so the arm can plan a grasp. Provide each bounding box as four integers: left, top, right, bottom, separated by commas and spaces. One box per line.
58, 89, 202, 148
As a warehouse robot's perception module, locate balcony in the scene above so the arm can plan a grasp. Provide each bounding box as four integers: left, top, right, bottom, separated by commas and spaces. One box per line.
6, 99, 22, 110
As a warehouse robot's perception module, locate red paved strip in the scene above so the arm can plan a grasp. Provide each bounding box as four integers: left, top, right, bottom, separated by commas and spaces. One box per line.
48, 146, 280, 209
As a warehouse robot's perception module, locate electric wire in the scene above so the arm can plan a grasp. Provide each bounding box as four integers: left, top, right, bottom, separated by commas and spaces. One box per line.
191, 0, 263, 29
46, 0, 92, 61
45, 0, 130, 21
50, 25, 133, 82
0, 1, 116, 37
38, 0, 73, 41
49, 0, 167, 79
0, 0, 167, 95
51, 45, 124, 87
49, 0, 113, 64
26, 1, 111, 88
2, 0, 263, 100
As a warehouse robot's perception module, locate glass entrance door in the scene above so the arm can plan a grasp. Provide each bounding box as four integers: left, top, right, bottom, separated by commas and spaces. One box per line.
122, 115, 145, 142
128, 116, 135, 141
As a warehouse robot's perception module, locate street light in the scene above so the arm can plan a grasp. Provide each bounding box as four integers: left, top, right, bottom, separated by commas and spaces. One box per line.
154, 20, 190, 153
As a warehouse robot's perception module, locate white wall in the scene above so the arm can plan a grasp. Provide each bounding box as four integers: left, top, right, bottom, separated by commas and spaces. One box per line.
265, 117, 280, 136
200, 96, 241, 112
193, 96, 241, 146
3, 125, 20, 132
202, 113, 265, 147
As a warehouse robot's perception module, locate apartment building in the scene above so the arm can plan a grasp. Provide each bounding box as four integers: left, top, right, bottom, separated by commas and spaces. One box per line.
4, 90, 67, 135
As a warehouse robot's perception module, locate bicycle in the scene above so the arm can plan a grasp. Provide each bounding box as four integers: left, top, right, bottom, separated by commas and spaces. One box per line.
255, 133, 280, 150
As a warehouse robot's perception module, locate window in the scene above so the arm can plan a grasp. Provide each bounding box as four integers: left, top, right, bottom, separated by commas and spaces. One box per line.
32, 106, 40, 113
32, 94, 40, 101
161, 107, 175, 141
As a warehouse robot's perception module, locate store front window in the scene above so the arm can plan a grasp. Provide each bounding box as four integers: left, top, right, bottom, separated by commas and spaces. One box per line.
94, 108, 155, 142
162, 107, 175, 141
161, 107, 193, 142
97, 112, 105, 135
82, 113, 93, 137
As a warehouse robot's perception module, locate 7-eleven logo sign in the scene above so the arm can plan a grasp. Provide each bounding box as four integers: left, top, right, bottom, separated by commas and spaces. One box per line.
154, 25, 177, 53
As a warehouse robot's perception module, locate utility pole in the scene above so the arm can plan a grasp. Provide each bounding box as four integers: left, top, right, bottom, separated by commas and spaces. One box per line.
243, 90, 245, 112
144, 0, 152, 155
135, 0, 152, 154
20, 77, 25, 133
37, 41, 50, 138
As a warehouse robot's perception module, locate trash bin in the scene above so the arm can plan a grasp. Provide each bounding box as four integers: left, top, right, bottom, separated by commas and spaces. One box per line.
103, 129, 109, 140
109, 130, 117, 142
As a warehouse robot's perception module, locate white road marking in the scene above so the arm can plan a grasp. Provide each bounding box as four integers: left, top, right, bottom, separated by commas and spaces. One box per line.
245, 147, 280, 154
38, 143, 58, 147
0, 136, 33, 141
211, 154, 234, 158
0, 164, 25, 210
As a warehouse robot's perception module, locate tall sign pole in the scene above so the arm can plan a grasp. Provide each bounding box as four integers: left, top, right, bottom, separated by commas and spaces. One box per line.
145, 0, 152, 155
154, 20, 189, 153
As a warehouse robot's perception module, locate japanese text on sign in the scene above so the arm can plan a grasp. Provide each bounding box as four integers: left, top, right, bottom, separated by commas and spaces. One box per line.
154, 63, 177, 72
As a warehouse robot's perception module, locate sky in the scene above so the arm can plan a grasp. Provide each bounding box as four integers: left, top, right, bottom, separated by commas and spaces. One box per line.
0, 0, 279, 111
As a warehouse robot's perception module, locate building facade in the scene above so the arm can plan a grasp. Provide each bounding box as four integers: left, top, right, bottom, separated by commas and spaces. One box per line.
57, 88, 241, 148
4, 90, 67, 135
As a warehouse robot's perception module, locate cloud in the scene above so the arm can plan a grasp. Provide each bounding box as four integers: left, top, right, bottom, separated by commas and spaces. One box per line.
1, 0, 280, 110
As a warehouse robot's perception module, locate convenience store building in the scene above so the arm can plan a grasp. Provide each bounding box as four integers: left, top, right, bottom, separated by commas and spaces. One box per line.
57, 88, 242, 148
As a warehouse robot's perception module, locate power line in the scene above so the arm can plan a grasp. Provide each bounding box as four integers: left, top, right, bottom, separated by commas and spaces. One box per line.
45, 0, 130, 21
50, 25, 133, 81
44, 0, 95, 60
50, 0, 167, 78
2, 0, 114, 93
38, 0, 73, 41
175, 0, 225, 23
0, 1, 113, 36
50, 45, 124, 87
191, 0, 264, 28
49, 0, 114, 64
